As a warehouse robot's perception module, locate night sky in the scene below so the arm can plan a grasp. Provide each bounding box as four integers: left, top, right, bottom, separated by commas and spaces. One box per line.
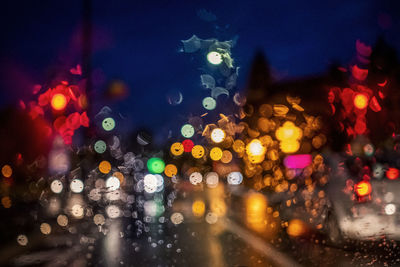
1, 0, 399, 140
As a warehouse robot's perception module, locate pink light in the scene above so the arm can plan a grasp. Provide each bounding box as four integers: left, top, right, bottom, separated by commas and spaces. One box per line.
284, 154, 312, 169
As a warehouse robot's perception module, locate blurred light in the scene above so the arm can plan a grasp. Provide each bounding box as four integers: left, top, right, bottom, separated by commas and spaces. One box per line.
386, 168, 399, 180
51, 93, 67, 111
57, 214, 68, 227
94, 140, 107, 154
384, 192, 394, 203
71, 204, 84, 218
70, 179, 84, 193
164, 164, 178, 177
276, 121, 302, 153
171, 212, 184, 225
207, 51, 223, 65
355, 181, 372, 197
211, 128, 225, 143
1, 196, 11, 208
182, 139, 194, 152
363, 143, 374, 156
89, 188, 102, 201
385, 204, 396, 215
227, 172, 243, 185
287, 219, 306, 237
17, 235, 28, 246
283, 154, 312, 169
202, 97, 216, 110
354, 93, 368, 109
205, 172, 219, 188
373, 164, 384, 179
189, 172, 203, 185
144, 174, 157, 193
112, 171, 124, 183
232, 139, 245, 153
147, 157, 165, 174
170, 142, 184, 156
192, 200, 205, 217
102, 117, 115, 131
210, 147, 223, 161
246, 193, 267, 232
205, 212, 218, 224
40, 223, 51, 235
99, 160, 112, 174
221, 150, 233, 163
106, 176, 120, 191
246, 139, 265, 157
50, 179, 63, 193
181, 124, 195, 138
93, 214, 105, 225
144, 200, 158, 217
1, 164, 12, 178
191, 145, 205, 159
106, 205, 121, 218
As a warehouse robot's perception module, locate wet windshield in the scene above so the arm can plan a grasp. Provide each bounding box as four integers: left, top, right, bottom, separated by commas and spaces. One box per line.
1, 1, 400, 266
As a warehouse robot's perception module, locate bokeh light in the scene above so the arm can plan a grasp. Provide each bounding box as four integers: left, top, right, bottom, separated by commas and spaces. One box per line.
147, 157, 165, 174
354, 93, 368, 109
207, 51, 223, 65
181, 124, 195, 138
202, 97, 216, 110
1, 164, 12, 178
51, 93, 67, 111
164, 164, 178, 177
99, 160, 112, 174
50, 179, 63, 194
191, 145, 205, 159
94, 140, 107, 154
102, 117, 116, 131
170, 142, 184, 156
70, 179, 84, 193
211, 128, 225, 143
106, 176, 120, 191
210, 147, 223, 161
192, 200, 206, 217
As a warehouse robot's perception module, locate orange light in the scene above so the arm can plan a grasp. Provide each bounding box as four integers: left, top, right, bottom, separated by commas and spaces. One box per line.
353, 93, 368, 109
355, 181, 372, 197
99, 160, 111, 174
386, 168, 399, 180
51, 93, 67, 111
1, 165, 12, 178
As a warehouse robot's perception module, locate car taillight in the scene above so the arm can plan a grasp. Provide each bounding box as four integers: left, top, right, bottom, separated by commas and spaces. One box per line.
386, 168, 399, 180
355, 181, 372, 197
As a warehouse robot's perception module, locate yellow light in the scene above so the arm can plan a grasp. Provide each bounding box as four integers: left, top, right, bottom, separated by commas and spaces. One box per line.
210, 147, 223, 161
354, 93, 368, 109
221, 150, 233, 164
99, 160, 111, 174
164, 164, 178, 177
246, 139, 266, 157
191, 145, 205, 159
276, 121, 302, 153
276, 121, 302, 141
246, 193, 267, 232
207, 51, 223, 65
192, 200, 205, 217
51, 93, 67, 111
170, 142, 184, 156
211, 128, 225, 143
280, 140, 300, 153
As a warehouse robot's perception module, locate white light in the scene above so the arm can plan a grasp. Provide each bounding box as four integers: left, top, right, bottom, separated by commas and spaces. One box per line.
211, 128, 225, 143
385, 204, 396, 215
144, 174, 157, 193
70, 179, 84, 193
144, 201, 158, 217
106, 176, 120, 191
207, 51, 223, 65
205, 172, 219, 188
106, 205, 120, 218
384, 192, 394, 203
50, 179, 63, 194
189, 172, 203, 185
170, 212, 184, 225
227, 172, 243, 185
93, 214, 105, 225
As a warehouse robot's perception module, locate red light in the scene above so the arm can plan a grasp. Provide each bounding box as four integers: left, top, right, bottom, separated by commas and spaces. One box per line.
182, 139, 194, 152
354, 93, 368, 109
355, 181, 372, 197
51, 93, 67, 111
386, 168, 399, 180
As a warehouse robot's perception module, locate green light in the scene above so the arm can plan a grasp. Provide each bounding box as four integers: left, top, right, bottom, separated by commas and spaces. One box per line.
202, 97, 216, 110
102, 117, 115, 131
207, 51, 223, 65
147, 157, 165, 174
181, 124, 195, 138
94, 140, 106, 154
